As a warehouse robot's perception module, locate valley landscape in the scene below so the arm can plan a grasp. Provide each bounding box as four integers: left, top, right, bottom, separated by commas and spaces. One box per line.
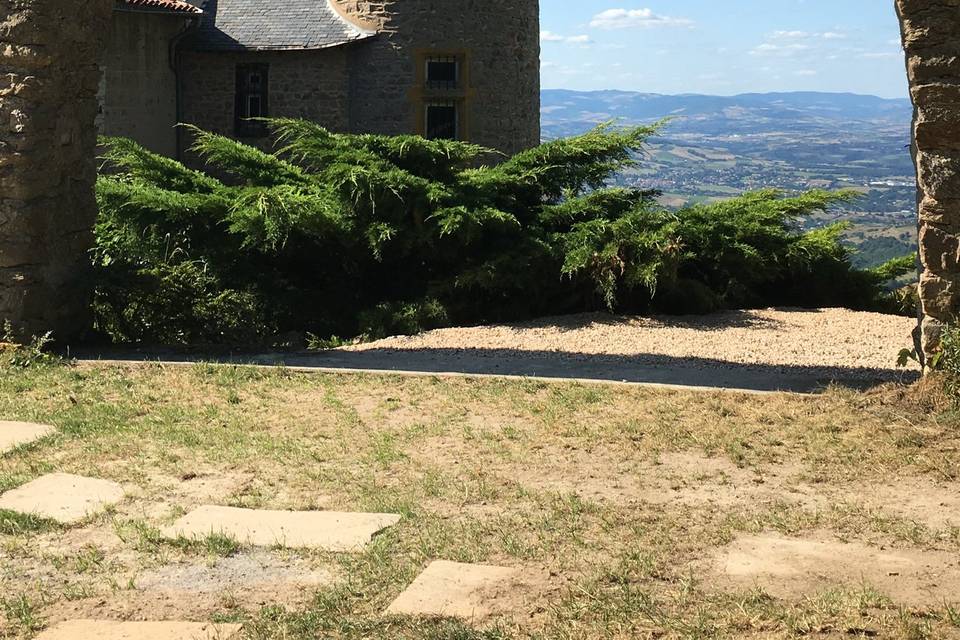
541, 90, 917, 268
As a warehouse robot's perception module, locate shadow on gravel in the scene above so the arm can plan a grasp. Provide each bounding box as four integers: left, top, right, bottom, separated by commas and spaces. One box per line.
478, 310, 789, 334
82, 346, 921, 394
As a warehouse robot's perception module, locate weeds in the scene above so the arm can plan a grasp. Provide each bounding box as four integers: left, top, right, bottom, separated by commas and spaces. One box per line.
1, 593, 44, 633
0, 322, 61, 369
0, 509, 57, 536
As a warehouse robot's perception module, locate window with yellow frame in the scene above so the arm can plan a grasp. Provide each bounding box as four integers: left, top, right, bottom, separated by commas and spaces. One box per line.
410, 50, 475, 141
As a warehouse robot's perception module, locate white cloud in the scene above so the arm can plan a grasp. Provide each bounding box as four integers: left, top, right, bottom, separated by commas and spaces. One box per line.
773, 30, 810, 39
767, 29, 848, 44
795, 69, 818, 76
541, 30, 592, 46
750, 42, 810, 56
860, 51, 900, 59
589, 8, 694, 30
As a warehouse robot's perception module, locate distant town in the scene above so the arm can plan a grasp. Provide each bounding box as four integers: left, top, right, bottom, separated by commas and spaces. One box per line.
542, 89, 917, 267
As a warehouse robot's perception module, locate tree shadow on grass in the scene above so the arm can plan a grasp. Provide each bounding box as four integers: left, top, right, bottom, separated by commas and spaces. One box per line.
85, 345, 920, 394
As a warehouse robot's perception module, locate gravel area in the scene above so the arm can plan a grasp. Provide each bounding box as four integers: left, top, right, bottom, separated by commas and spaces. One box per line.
84, 308, 921, 392
345, 308, 918, 377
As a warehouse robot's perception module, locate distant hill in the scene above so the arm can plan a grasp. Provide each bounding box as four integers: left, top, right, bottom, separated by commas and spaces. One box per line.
541, 90, 913, 138
540, 90, 917, 268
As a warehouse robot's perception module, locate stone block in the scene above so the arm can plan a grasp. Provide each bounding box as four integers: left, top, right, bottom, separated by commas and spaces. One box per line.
919, 271, 960, 321
0, 420, 55, 454
916, 119, 960, 153
385, 560, 519, 619
918, 152, 960, 201
919, 196, 960, 228
0, 473, 124, 524
162, 505, 401, 551
918, 224, 960, 273
921, 316, 945, 357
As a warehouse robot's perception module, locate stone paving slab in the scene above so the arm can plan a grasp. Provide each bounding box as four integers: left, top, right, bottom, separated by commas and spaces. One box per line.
162, 505, 401, 551
386, 560, 519, 619
0, 473, 124, 524
35, 621, 242, 640
0, 420, 56, 454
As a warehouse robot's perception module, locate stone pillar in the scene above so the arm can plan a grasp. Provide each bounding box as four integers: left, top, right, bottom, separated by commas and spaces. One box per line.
0, 0, 112, 341
897, 0, 960, 361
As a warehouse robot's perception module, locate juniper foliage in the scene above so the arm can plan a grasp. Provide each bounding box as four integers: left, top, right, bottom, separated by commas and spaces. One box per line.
93, 121, 914, 345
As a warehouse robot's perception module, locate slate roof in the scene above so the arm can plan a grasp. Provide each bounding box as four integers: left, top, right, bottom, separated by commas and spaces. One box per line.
118, 0, 202, 13
183, 0, 377, 51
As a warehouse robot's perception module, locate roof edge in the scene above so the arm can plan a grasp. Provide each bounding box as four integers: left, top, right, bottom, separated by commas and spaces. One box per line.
326, 0, 379, 37
116, 0, 202, 14
186, 35, 376, 53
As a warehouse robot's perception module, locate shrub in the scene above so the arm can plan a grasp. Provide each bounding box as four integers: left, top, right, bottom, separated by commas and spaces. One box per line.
92, 121, 915, 345
937, 323, 960, 402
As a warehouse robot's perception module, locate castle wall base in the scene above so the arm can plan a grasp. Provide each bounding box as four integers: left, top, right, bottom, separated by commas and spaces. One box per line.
0, 0, 112, 341
897, 0, 960, 362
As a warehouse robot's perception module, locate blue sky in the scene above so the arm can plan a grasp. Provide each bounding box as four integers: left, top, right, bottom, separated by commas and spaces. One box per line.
539, 1, 908, 98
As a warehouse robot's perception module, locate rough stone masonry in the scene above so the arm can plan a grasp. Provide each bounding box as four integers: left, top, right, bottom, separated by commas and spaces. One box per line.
0, 0, 112, 340
0, 1, 959, 359
898, 0, 960, 361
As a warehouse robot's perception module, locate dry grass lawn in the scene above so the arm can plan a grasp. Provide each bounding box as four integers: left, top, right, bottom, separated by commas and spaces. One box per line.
1, 359, 959, 639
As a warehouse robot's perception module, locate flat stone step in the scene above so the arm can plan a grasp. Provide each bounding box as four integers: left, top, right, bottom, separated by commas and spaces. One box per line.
162, 505, 401, 551
0, 420, 55, 454
386, 560, 519, 619
35, 621, 242, 640
0, 473, 124, 524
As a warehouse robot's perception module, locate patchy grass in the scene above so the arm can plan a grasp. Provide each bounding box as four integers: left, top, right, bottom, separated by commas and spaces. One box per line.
0, 360, 959, 639
0, 510, 58, 536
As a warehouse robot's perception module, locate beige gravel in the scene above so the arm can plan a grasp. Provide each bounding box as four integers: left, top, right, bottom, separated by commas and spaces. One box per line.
35, 621, 242, 640
346, 308, 917, 374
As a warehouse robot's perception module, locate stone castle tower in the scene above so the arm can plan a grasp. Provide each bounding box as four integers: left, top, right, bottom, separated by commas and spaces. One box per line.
331, 0, 541, 156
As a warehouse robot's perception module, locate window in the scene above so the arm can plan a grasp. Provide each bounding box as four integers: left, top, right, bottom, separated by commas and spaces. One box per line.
235, 64, 269, 137
415, 51, 469, 141
426, 56, 459, 90
425, 102, 458, 140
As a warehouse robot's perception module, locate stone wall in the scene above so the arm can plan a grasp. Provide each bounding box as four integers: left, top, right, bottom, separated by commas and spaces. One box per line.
100, 10, 194, 157
0, 0, 112, 340
180, 47, 351, 150
897, 0, 960, 361
333, 0, 541, 156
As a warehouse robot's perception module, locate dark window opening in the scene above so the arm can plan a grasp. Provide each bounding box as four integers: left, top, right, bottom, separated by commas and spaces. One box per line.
426, 57, 459, 90
426, 102, 458, 140
235, 64, 269, 137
